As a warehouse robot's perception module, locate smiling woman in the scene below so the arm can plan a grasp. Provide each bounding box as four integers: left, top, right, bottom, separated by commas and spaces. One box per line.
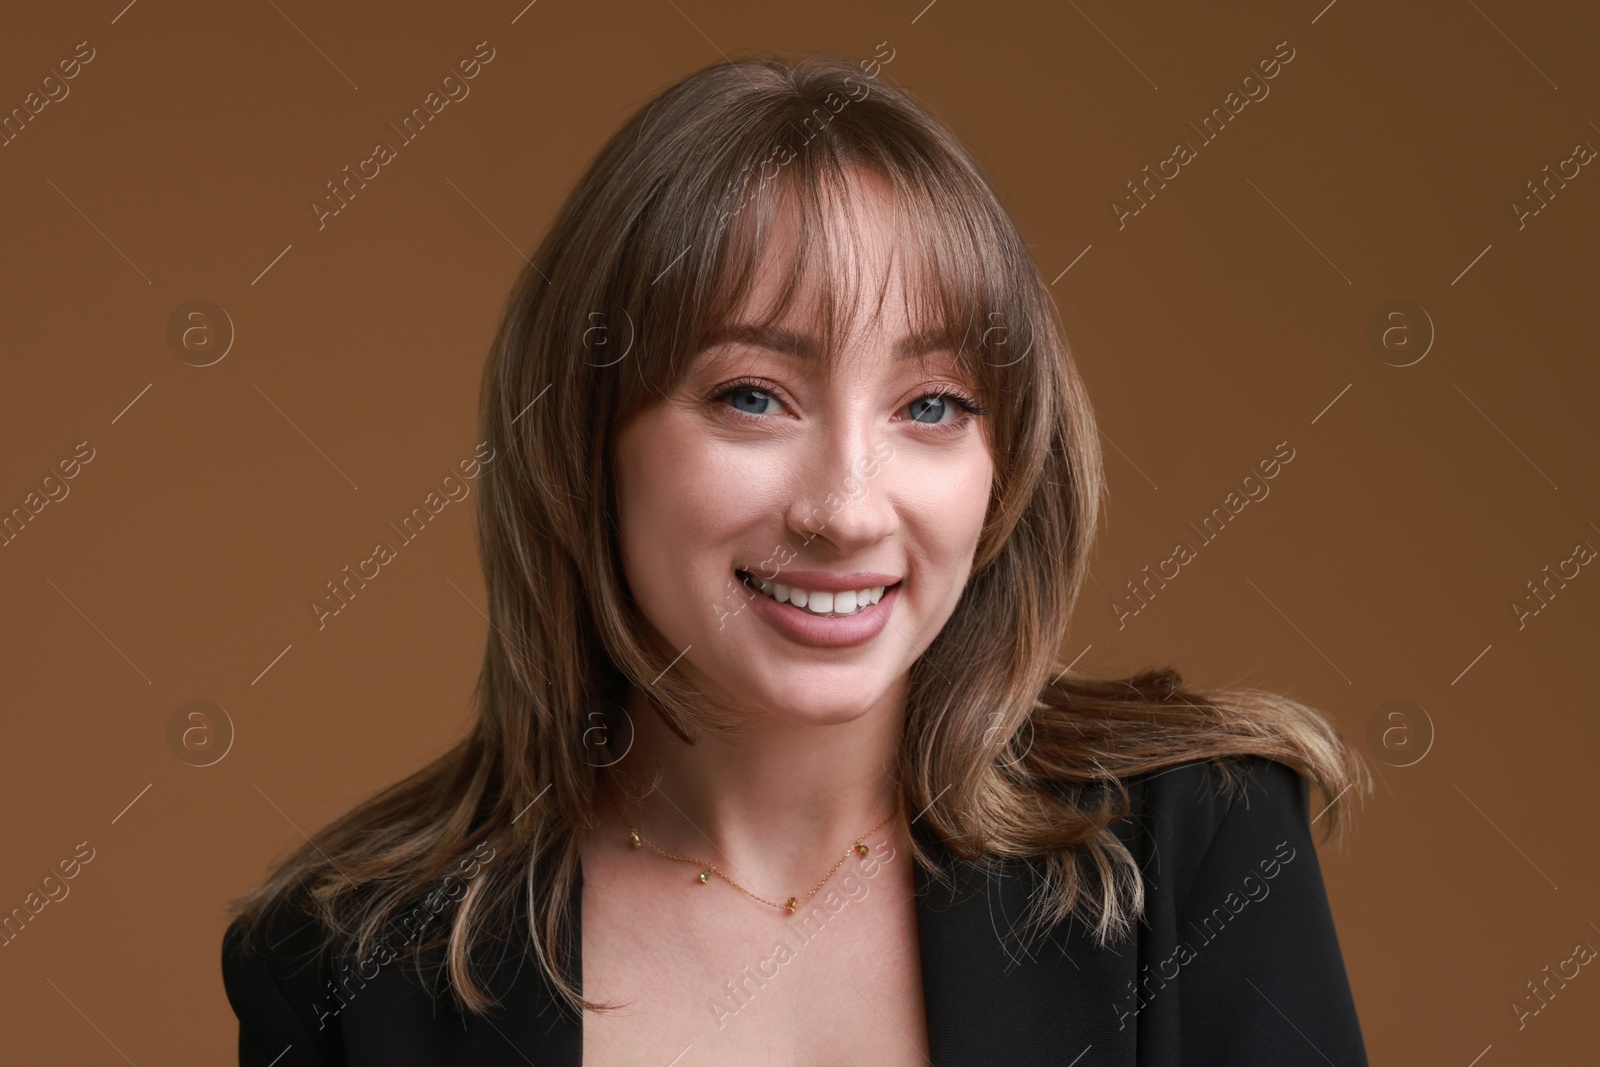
222, 49, 1372, 1066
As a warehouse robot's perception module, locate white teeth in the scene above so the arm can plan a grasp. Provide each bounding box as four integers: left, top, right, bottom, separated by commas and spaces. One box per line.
742, 573, 890, 617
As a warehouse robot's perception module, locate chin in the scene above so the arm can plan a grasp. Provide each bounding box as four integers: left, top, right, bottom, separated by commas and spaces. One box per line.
721, 680, 883, 728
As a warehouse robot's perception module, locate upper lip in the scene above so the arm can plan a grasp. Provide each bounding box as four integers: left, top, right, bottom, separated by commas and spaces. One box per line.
738, 568, 903, 592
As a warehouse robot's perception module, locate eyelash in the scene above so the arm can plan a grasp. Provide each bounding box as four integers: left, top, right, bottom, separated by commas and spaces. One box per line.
706, 377, 987, 435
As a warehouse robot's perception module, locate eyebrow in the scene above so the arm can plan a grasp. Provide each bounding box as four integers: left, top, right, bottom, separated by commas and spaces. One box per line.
697, 322, 953, 363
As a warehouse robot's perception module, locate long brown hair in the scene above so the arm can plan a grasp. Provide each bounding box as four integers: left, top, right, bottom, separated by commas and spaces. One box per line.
227, 48, 1370, 1017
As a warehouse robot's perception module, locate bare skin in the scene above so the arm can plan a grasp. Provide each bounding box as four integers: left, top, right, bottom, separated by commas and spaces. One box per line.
582, 165, 991, 1065
581, 769, 927, 1066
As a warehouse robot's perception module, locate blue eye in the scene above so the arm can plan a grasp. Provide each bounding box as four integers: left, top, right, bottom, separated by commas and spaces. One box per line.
707, 378, 984, 435
903, 391, 984, 435
726, 386, 776, 416
908, 394, 958, 424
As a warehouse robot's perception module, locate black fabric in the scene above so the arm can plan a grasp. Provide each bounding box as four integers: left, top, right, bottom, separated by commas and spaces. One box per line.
222, 755, 1368, 1065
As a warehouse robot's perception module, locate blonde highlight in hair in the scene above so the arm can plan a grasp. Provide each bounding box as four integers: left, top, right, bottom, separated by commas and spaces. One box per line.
227, 49, 1370, 1018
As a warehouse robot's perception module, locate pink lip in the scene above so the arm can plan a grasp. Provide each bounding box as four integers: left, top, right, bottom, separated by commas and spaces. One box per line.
739, 574, 901, 648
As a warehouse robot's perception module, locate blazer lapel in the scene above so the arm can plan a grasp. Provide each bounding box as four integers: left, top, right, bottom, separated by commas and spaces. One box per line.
913, 825, 1138, 1066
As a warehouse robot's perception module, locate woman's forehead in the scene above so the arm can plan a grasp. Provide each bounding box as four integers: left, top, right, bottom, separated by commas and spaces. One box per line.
693, 317, 959, 371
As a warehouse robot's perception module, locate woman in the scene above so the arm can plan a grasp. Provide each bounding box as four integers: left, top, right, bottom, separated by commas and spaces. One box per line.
223, 49, 1372, 1065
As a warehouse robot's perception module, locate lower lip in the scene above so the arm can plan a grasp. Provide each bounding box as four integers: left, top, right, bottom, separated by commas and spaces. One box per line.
738, 572, 901, 649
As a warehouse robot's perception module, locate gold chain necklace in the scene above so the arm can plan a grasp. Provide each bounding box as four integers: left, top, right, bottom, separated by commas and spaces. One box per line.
627, 811, 896, 913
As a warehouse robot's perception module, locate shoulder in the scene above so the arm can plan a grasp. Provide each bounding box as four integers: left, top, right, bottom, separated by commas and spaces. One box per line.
1106, 759, 1368, 1062
220, 891, 347, 1064
1109, 755, 1312, 912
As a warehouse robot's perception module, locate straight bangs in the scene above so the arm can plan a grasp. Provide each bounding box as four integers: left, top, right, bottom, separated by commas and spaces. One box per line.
595, 66, 1055, 541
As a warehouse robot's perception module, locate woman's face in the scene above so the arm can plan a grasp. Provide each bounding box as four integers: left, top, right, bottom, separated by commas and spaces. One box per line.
612, 171, 995, 728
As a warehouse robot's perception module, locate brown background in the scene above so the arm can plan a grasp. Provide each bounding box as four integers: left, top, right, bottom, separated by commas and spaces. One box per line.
1, 0, 1596, 1062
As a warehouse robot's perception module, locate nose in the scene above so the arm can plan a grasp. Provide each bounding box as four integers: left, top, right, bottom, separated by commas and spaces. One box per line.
783, 410, 897, 553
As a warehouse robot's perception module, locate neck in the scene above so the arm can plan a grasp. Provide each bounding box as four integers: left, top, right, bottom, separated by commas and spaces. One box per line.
602, 679, 907, 889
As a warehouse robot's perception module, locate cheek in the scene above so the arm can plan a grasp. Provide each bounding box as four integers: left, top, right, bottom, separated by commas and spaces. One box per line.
898, 446, 993, 602
613, 413, 772, 609
907, 446, 992, 539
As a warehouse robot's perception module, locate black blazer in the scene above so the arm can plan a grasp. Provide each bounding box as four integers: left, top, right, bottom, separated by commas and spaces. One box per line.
222, 756, 1368, 1065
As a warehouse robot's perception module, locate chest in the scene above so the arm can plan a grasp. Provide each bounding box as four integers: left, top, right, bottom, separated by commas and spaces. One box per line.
579, 841, 928, 1066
